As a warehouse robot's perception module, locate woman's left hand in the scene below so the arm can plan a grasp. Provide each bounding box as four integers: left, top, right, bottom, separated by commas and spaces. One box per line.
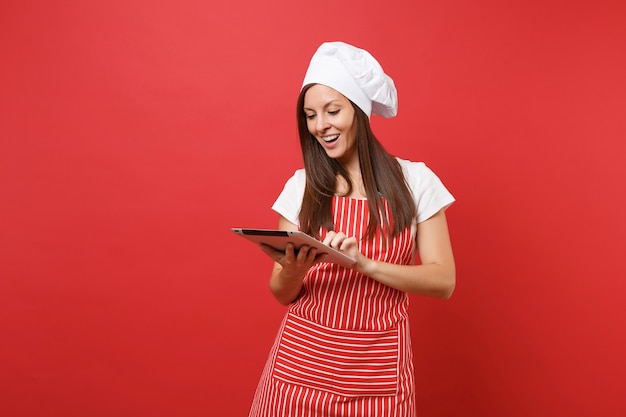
322, 231, 365, 270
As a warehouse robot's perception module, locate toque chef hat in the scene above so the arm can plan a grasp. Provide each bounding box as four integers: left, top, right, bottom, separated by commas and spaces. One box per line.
301, 41, 398, 118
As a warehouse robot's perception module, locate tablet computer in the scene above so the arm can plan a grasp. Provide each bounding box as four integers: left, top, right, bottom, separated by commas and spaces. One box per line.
231, 228, 356, 267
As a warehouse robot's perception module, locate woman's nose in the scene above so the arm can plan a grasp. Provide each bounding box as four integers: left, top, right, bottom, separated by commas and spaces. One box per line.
316, 115, 330, 131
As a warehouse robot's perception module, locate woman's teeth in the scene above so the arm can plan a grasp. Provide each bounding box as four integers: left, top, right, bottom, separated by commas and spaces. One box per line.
324, 135, 339, 143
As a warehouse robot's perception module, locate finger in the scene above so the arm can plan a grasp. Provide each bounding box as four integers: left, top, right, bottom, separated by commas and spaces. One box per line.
284, 242, 297, 258
322, 231, 336, 246
296, 245, 311, 261
339, 236, 357, 251
329, 232, 347, 249
303, 247, 318, 263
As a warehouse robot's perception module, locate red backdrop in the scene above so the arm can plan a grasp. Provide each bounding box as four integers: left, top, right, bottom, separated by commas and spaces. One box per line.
1, 1, 625, 416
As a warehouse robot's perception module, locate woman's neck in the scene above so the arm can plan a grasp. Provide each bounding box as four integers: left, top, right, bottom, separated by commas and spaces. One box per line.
336, 172, 366, 198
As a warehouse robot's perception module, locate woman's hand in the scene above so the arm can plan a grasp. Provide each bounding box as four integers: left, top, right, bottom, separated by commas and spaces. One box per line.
322, 231, 369, 271
266, 216, 329, 306
259, 243, 326, 279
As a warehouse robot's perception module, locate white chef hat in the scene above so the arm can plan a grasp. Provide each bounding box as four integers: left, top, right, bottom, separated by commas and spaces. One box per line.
301, 41, 398, 118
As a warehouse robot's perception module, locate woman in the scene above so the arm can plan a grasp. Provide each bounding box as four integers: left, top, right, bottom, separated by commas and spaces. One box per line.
249, 41, 456, 417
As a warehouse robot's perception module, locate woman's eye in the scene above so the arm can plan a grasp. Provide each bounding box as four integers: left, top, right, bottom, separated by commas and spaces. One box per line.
306, 114, 316, 120
328, 110, 339, 115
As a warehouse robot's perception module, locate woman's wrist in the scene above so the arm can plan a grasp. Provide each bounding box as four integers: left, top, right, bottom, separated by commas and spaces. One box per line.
278, 268, 306, 283
357, 256, 378, 277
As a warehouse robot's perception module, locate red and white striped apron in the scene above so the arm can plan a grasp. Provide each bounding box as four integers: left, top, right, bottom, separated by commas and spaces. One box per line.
249, 197, 416, 417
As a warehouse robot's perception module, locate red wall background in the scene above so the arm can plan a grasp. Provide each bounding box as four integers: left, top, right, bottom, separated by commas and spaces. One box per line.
2, 1, 625, 416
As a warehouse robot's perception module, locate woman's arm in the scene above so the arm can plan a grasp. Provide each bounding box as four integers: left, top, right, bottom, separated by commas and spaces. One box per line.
326, 209, 456, 299
259, 216, 326, 306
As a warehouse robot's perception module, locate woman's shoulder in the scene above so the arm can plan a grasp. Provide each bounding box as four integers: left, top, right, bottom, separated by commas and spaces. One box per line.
279, 168, 306, 193
395, 157, 429, 178
285, 168, 306, 184
395, 157, 448, 192
395, 156, 455, 221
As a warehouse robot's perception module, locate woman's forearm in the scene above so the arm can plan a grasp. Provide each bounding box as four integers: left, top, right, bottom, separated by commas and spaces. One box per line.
269, 265, 305, 305
358, 259, 455, 299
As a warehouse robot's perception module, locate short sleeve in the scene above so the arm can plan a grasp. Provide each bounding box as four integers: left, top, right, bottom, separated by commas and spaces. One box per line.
271, 169, 306, 226
397, 158, 455, 223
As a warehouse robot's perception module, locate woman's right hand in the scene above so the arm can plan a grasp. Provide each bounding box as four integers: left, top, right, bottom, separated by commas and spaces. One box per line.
259, 243, 326, 279
264, 216, 328, 305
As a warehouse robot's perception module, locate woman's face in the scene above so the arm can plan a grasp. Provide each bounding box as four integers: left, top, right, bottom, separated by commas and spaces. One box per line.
303, 84, 358, 165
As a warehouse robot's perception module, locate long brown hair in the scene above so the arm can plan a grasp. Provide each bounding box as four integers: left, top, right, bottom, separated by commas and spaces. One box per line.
296, 84, 416, 243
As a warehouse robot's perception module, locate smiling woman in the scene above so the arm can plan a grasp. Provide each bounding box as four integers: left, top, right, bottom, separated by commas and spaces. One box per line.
247, 41, 456, 417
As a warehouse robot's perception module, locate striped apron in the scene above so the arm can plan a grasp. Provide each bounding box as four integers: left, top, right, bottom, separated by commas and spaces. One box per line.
249, 196, 416, 416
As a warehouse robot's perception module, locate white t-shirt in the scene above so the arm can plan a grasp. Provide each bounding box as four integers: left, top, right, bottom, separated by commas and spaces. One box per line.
271, 158, 455, 227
